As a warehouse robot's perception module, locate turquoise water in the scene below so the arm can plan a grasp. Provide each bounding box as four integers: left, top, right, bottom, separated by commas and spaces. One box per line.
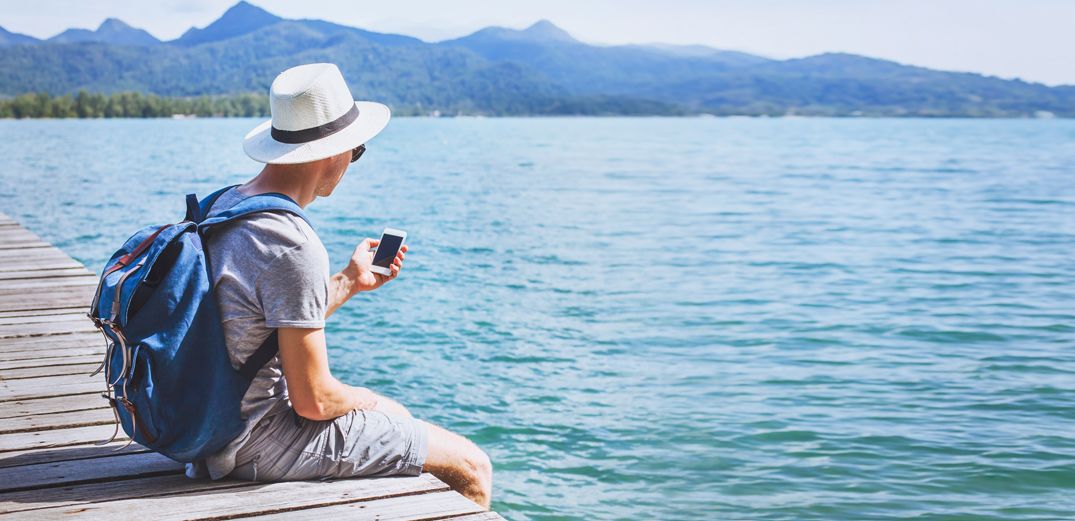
1, 117, 1074, 520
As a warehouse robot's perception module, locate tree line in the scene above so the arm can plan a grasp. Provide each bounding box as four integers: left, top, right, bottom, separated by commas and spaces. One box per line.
0, 91, 270, 119
0, 90, 689, 118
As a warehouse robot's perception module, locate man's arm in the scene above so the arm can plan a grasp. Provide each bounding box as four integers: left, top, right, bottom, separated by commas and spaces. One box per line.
326, 272, 356, 318
277, 327, 379, 420
326, 237, 407, 318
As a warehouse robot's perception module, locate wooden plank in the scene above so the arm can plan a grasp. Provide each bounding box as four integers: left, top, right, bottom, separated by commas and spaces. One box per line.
0, 231, 43, 241
0, 222, 38, 232
0, 260, 85, 274
0, 347, 105, 363
0, 312, 93, 326
0, 375, 103, 402
15, 473, 450, 520
0, 246, 77, 258
442, 513, 506, 521
0, 233, 42, 243
0, 277, 97, 292
0, 321, 98, 340
0, 394, 109, 419
1, 362, 100, 380
0, 225, 37, 233
0, 473, 248, 515
0, 231, 50, 241
0, 274, 96, 288
0, 248, 74, 263
0, 243, 45, 251
0, 451, 182, 493
0, 235, 49, 242
0, 233, 49, 242
0, 283, 93, 298
0, 291, 95, 312
0, 269, 93, 281
0, 237, 46, 247
245, 490, 482, 521
0, 237, 46, 249
0, 232, 44, 242
0, 355, 104, 371
0, 241, 61, 253
0, 238, 49, 248
0, 307, 88, 319
0, 331, 101, 348
0, 257, 79, 269
0, 335, 102, 356
0, 440, 145, 469
0, 424, 125, 452
0, 242, 51, 251
0, 407, 114, 435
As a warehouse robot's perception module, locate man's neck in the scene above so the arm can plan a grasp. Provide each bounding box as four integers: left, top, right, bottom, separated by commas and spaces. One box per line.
238, 163, 322, 208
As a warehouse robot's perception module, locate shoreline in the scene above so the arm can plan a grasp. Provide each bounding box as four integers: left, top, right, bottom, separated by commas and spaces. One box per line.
0, 114, 1070, 121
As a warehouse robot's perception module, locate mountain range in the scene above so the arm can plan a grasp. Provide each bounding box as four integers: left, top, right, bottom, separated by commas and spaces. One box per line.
1, 1, 1072, 117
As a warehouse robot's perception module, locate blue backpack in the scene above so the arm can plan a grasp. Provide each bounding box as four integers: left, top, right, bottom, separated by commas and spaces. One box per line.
86, 185, 310, 463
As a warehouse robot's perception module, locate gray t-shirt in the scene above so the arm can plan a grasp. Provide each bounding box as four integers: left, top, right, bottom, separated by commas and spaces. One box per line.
183, 186, 330, 480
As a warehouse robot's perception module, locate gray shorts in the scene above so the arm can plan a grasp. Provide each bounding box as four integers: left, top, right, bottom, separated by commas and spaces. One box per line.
228, 407, 428, 482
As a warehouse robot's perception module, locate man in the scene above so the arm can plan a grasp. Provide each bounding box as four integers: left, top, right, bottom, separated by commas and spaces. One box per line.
183, 63, 492, 509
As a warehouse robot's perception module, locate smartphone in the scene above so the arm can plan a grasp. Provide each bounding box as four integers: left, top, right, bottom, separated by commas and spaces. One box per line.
370, 227, 407, 277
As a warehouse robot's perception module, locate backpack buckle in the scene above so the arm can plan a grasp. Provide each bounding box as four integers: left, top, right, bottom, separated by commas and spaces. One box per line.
119, 396, 157, 444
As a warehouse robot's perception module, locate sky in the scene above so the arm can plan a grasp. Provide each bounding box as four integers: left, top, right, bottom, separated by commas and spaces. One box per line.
3, 0, 1074, 85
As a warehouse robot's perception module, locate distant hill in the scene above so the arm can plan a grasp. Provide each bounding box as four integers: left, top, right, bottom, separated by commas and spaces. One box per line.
0, 26, 40, 46
641, 53, 1075, 117
49, 18, 160, 46
442, 21, 771, 89
173, 1, 280, 47
439, 21, 774, 99
0, 1, 1071, 117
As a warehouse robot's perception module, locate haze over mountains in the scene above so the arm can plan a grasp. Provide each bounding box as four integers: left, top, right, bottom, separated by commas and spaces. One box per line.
1, 1, 1072, 117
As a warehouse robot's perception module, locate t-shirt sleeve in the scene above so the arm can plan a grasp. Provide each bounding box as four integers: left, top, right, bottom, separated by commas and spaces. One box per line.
254, 238, 330, 329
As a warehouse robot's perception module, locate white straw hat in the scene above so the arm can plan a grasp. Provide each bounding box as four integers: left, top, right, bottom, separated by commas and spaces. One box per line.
243, 63, 390, 164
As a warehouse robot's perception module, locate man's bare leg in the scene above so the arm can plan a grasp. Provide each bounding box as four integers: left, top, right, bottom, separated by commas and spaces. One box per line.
421, 420, 493, 509
369, 392, 492, 509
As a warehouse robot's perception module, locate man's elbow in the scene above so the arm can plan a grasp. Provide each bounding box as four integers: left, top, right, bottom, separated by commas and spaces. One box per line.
291, 397, 335, 421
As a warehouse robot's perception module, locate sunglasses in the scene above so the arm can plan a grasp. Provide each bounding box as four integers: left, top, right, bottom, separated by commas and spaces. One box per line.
350, 144, 367, 163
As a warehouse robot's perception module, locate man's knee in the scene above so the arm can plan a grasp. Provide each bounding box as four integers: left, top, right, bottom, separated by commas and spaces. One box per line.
453, 442, 492, 507
422, 421, 493, 506
464, 446, 493, 486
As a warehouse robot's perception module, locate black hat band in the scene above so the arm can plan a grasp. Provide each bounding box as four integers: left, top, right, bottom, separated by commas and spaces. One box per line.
270, 104, 359, 144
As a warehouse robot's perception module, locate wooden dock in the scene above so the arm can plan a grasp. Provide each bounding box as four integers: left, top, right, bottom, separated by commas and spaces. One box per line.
0, 211, 501, 520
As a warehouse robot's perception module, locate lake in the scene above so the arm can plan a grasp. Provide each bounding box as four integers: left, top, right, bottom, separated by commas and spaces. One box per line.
1, 117, 1073, 520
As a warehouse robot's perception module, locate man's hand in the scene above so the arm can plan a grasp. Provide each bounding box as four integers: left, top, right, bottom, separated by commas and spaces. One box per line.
344, 237, 407, 294
326, 237, 408, 318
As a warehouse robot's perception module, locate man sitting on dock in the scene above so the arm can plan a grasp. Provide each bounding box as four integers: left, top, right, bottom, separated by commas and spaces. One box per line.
183, 63, 493, 509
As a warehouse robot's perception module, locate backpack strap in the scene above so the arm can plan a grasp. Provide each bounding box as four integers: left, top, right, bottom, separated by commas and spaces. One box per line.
192, 188, 311, 382
185, 185, 238, 224
198, 191, 312, 230
239, 330, 279, 381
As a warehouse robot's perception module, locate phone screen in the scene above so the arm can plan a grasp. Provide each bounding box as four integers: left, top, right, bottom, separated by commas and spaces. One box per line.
373, 233, 404, 269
